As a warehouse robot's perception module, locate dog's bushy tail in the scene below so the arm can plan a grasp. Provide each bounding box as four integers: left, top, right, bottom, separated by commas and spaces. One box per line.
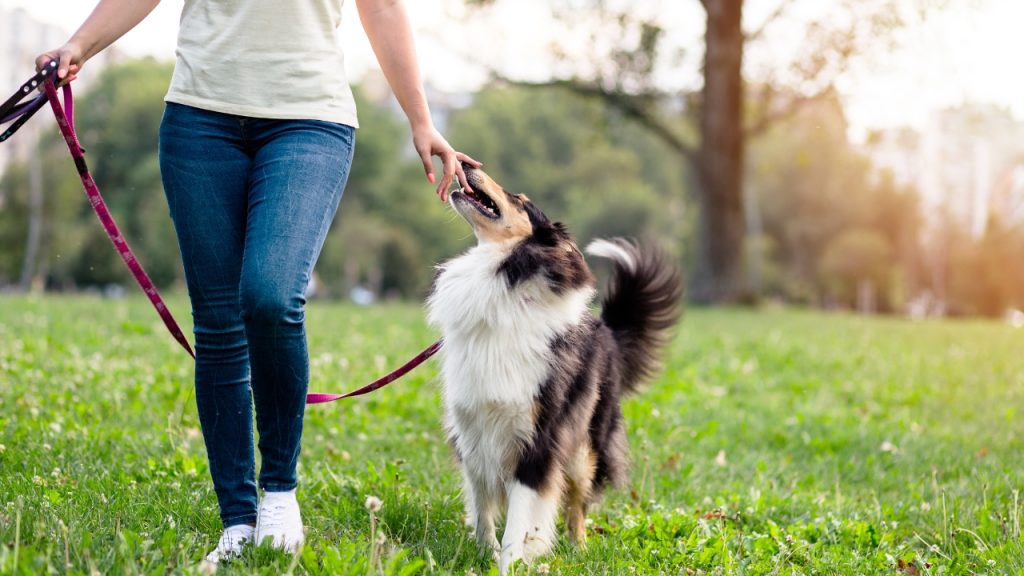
586, 238, 684, 394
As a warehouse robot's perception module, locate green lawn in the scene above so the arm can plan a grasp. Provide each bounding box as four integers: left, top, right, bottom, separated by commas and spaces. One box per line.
1, 295, 1022, 575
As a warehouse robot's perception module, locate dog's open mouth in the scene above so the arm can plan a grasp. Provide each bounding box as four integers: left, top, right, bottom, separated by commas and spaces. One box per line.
455, 187, 500, 219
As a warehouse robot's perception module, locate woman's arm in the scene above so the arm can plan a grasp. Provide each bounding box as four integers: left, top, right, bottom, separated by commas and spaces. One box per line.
35, 0, 162, 82
356, 0, 480, 199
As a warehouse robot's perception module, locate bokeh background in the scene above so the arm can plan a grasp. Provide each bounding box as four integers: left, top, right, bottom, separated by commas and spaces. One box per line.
2, 0, 1022, 318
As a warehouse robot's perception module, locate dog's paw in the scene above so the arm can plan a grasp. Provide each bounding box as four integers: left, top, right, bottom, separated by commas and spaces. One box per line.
522, 532, 554, 560
498, 543, 523, 576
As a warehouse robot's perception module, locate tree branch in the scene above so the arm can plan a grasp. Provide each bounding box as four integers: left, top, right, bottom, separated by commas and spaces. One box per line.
490, 74, 698, 163
744, 84, 834, 138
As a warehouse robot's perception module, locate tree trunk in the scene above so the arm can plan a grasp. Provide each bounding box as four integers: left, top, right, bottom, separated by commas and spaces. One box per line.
692, 0, 745, 303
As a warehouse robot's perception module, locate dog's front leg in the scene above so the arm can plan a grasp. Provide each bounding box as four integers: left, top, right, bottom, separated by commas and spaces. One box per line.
462, 469, 499, 558
499, 481, 557, 575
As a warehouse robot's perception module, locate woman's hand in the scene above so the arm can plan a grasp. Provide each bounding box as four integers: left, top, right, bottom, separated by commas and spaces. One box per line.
413, 124, 481, 202
32, 0, 161, 85
35, 42, 84, 86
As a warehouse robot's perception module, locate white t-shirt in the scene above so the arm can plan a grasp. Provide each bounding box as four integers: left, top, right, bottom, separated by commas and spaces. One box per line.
165, 0, 359, 128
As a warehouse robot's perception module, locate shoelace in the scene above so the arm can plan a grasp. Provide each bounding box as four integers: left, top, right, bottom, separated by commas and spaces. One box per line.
258, 502, 290, 529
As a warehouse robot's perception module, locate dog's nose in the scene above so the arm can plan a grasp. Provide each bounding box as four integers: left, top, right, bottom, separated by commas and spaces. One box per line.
461, 161, 475, 172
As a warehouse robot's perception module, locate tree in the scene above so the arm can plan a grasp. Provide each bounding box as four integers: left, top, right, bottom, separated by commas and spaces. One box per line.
463, 0, 906, 302
818, 228, 894, 311
748, 91, 922, 310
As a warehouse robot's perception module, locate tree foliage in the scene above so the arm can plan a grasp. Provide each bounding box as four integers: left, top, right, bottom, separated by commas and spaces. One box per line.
1, 58, 1021, 316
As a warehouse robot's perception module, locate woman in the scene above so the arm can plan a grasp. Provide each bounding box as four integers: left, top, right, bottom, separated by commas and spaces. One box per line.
37, 0, 478, 564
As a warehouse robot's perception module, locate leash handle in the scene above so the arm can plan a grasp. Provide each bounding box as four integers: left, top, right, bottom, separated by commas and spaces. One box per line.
306, 339, 443, 403
42, 76, 196, 359
0, 61, 57, 142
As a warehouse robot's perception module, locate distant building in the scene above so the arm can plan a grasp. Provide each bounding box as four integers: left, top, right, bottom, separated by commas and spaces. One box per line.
0, 8, 120, 178
864, 104, 1024, 236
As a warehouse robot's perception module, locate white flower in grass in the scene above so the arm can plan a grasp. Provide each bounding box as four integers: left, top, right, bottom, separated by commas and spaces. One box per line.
365, 495, 383, 512
714, 450, 727, 467
880, 441, 898, 453
197, 560, 217, 576
536, 564, 551, 574
0, 444, 6, 453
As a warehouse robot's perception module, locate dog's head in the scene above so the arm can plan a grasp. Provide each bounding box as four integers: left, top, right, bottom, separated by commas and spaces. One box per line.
450, 163, 594, 292
449, 164, 538, 244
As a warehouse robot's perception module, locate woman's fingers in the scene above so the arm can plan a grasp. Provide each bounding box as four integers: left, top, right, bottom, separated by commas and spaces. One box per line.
417, 145, 435, 184
456, 151, 482, 168
36, 51, 60, 73
437, 152, 459, 201
57, 49, 74, 79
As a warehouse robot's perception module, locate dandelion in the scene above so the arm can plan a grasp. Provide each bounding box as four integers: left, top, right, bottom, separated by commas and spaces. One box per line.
367, 495, 384, 572
714, 450, 727, 467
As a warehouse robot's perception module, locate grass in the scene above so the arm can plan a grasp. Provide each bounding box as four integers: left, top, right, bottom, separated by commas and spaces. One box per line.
1, 294, 1023, 575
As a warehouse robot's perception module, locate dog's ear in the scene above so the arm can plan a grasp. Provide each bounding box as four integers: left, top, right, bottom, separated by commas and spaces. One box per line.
525, 202, 569, 247
524, 201, 550, 228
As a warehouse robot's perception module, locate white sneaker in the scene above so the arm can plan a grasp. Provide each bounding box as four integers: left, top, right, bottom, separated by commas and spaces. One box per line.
255, 489, 305, 552
201, 524, 254, 566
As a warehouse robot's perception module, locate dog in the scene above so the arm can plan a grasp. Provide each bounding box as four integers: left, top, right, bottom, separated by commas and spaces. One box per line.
427, 164, 683, 574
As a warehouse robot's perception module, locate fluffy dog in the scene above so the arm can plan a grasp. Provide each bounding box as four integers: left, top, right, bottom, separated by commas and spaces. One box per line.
427, 164, 682, 573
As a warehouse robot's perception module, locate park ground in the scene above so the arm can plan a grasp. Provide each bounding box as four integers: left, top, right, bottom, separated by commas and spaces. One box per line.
1, 296, 1023, 575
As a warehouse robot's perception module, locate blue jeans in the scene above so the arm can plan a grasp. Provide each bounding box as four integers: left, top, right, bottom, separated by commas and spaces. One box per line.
159, 102, 355, 527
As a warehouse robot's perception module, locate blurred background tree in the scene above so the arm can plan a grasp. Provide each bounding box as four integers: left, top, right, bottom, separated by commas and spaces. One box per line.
1, 0, 1022, 317
463, 0, 907, 303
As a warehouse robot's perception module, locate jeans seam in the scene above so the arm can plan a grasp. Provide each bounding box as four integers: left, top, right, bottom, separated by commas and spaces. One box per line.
261, 482, 299, 492
223, 513, 258, 528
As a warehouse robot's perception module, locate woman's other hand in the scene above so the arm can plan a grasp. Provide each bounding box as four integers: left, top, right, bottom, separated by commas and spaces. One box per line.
413, 124, 481, 202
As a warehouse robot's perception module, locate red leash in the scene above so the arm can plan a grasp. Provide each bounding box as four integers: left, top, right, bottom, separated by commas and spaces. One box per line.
306, 339, 442, 403
40, 70, 196, 359
3, 62, 438, 401
0, 60, 196, 358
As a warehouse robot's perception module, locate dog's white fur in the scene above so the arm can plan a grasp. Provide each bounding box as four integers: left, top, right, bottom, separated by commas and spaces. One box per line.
585, 238, 637, 273
427, 240, 594, 572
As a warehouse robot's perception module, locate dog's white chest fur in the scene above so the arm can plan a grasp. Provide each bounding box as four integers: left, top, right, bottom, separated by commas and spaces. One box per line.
427, 242, 593, 488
